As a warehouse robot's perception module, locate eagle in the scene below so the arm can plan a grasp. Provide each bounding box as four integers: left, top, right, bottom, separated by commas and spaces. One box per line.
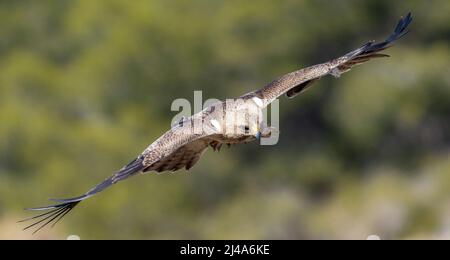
21, 13, 412, 233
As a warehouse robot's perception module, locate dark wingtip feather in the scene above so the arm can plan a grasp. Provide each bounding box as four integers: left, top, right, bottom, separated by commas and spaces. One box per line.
363, 12, 413, 54
20, 194, 91, 234
20, 201, 80, 234
389, 12, 413, 41
20, 156, 145, 234
395, 12, 412, 33
345, 41, 375, 59
49, 194, 91, 203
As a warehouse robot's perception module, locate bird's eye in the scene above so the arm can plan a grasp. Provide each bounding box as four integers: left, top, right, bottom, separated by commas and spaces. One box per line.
244, 126, 250, 134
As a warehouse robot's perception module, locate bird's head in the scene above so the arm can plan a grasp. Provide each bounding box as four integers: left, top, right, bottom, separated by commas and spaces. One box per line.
239, 120, 261, 140
222, 107, 263, 141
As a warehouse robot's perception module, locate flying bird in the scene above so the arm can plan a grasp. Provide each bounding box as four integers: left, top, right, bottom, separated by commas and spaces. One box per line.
21, 12, 413, 233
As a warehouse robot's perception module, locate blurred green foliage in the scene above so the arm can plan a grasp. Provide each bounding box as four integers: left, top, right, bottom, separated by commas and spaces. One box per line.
0, 0, 449, 239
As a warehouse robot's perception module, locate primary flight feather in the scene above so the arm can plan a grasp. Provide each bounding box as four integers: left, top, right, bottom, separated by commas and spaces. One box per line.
21, 12, 412, 234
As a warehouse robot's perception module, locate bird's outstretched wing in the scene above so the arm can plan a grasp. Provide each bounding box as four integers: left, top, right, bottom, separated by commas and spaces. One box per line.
243, 12, 412, 107
20, 115, 220, 234
18, 156, 144, 234
143, 138, 213, 173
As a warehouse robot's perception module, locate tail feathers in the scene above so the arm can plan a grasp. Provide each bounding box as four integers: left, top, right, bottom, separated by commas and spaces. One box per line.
20, 155, 145, 234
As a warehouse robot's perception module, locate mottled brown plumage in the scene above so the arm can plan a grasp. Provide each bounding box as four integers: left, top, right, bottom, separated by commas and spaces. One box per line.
21, 12, 412, 233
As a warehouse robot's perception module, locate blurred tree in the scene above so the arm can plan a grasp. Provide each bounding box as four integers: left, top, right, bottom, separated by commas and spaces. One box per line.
0, 0, 449, 239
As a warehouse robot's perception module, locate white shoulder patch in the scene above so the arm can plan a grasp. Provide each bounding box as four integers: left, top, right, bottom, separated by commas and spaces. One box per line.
210, 119, 222, 132
251, 97, 264, 108
330, 68, 342, 78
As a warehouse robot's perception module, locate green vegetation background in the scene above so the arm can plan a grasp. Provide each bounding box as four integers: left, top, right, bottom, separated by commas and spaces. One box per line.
1, 0, 449, 239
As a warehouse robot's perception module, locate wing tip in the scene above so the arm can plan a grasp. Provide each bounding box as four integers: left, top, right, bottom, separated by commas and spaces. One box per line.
20, 200, 80, 234
391, 12, 413, 38
357, 12, 413, 55
394, 12, 413, 38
